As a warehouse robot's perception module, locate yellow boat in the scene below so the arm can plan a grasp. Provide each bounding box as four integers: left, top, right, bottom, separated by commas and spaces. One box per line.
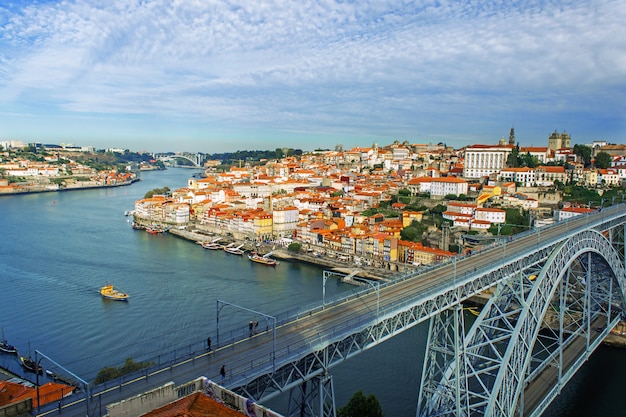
100, 285, 129, 301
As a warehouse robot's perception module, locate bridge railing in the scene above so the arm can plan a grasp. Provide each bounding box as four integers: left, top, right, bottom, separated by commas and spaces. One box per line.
87, 205, 626, 394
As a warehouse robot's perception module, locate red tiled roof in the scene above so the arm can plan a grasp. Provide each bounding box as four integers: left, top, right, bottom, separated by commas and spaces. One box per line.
142, 392, 246, 417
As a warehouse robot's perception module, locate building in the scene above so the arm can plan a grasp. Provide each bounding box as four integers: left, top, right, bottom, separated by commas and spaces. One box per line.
463, 144, 514, 179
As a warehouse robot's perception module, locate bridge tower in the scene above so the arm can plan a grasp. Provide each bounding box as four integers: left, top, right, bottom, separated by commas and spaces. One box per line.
286, 372, 336, 417
418, 228, 626, 417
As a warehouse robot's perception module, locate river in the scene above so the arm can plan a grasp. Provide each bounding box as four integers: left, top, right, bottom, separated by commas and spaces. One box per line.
0, 168, 621, 417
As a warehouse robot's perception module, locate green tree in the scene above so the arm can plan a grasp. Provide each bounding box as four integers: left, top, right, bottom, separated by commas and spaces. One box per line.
287, 242, 302, 252
144, 187, 171, 199
338, 390, 384, 417
573, 144, 592, 167
506, 145, 521, 168
594, 151, 612, 169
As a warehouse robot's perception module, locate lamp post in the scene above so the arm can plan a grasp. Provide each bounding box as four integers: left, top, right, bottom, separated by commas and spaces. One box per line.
356, 278, 380, 322
216, 300, 277, 371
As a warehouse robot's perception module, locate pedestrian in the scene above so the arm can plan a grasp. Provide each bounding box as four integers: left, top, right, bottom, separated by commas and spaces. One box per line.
249, 321, 253, 337
220, 364, 226, 382
254, 320, 258, 334
207, 336, 211, 351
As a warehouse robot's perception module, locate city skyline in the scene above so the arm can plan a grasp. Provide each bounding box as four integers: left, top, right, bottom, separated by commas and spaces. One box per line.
0, 0, 624, 153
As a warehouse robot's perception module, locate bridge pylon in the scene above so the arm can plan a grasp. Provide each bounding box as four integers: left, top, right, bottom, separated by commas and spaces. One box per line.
418, 229, 626, 417
287, 371, 336, 417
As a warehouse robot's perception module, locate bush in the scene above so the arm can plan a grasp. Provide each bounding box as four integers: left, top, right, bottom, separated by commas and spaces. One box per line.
94, 357, 155, 384
287, 242, 302, 252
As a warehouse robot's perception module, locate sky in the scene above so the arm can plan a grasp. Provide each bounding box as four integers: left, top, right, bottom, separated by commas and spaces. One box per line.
0, 0, 625, 154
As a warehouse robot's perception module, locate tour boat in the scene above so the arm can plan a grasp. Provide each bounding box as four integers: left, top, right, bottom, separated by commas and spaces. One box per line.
100, 285, 129, 301
224, 244, 245, 255
20, 355, 43, 375
248, 252, 277, 266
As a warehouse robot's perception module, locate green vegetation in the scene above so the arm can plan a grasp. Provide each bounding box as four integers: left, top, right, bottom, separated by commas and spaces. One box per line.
400, 220, 428, 242
144, 187, 171, 199
287, 242, 302, 252
338, 390, 385, 417
204, 148, 303, 169
94, 357, 155, 384
594, 151, 612, 169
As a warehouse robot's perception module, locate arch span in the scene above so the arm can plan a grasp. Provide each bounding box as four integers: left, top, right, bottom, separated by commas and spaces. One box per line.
420, 229, 626, 417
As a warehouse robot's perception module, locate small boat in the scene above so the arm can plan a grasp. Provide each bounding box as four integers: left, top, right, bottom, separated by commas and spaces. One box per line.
202, 237, 223, 250
248, 252, 277, 266
21, 356, 43, 375
100, 285, 129, 301
224, 244, 245, 255
146, 228, 159, 234
0, 329, 17, 355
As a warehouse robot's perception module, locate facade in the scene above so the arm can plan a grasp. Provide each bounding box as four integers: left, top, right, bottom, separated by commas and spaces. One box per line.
463, 144, 513, 179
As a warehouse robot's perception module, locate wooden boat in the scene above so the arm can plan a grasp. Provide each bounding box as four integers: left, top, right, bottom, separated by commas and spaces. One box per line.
100, 285, 129, 301
202, 237, 223, 250
248, 252, 277, 266
0, 330, 17, 355
21, 356, 43, 375
224, 244, 245, 255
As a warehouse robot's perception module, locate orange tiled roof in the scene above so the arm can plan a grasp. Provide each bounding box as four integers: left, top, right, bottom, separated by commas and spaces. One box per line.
142, 392, 246, 417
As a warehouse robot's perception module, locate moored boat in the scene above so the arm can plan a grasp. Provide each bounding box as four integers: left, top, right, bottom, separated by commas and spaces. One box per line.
0, 328, 17, 355
100, 285, 129, 301
248, 252, 277, 266
224, 243, 245, 255
21, 355, 43, 375
202, 237, 223, 250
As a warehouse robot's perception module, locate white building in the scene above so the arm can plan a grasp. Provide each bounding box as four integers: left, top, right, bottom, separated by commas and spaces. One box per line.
463, 144, 513, 179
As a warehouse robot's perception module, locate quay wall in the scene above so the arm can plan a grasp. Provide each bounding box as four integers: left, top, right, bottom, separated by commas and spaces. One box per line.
0, 178, 140, 196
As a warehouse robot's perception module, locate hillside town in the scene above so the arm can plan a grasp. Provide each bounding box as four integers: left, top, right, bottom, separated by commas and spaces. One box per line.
2, 131, 625, 272
128, 129, 626, 271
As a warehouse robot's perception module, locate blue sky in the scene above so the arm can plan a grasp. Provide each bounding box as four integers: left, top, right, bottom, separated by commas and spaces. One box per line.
0, 0, 624, 153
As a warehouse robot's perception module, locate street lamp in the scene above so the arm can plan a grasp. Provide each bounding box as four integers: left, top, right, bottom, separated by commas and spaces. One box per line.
356, 278, 380, 322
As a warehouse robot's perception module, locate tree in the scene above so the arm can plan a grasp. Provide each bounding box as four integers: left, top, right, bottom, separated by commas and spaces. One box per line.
506, 145, 521, 168
338, 390, 384, 417
287, 242, 301, 252
594, 152, 612, 169
573, 144, 592, 167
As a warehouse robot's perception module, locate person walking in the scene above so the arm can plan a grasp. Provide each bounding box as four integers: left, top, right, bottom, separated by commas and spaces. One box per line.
207, 336, 211, 351
220, 365, 226, 383
249, 321, 253, 337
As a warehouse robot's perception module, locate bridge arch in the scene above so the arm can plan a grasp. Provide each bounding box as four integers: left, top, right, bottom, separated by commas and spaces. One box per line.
420, 229, 626, 417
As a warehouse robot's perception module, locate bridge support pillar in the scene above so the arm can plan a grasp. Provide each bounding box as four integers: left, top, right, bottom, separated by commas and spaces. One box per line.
417, 304, 467, 417
287, 372, 336, 417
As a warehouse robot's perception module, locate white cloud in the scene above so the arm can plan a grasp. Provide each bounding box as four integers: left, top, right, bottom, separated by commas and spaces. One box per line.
0, 0, 624, 149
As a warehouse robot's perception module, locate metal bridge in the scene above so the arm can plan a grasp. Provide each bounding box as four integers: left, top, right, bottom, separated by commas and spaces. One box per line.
37, 205, 626, 417
153, 152, 206, 167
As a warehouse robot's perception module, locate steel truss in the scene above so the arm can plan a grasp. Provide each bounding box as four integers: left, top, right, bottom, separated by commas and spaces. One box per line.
228, 211, 626, 416
418, 229, 626, 417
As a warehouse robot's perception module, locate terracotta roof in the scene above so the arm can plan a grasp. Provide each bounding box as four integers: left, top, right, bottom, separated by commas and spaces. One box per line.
141, 392, 246, 417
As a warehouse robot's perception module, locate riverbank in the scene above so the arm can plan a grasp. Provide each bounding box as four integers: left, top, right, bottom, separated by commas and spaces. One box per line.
166, 227, 395, 281
0, 178, 140, 196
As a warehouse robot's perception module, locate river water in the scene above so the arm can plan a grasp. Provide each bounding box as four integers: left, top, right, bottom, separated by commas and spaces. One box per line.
0, 168, 622, 416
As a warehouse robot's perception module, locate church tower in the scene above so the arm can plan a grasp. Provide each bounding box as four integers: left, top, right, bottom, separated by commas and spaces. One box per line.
508, 127, 515, 145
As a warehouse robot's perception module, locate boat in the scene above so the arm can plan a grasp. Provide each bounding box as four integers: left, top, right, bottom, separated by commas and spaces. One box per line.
100, 285, 129, 301
248, 252, 277, 266
146, 228, 159, 234
202, 237, 223, 250
0, 329, 17, 355
224, 244, 245, 255
20, 355, 43, 375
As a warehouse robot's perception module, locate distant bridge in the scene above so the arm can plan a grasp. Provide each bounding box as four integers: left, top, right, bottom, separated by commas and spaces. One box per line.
153, 152, 207, 168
